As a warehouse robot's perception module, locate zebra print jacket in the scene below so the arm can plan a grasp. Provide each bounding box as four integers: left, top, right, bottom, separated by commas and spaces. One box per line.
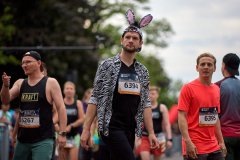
89, 53, 151, 138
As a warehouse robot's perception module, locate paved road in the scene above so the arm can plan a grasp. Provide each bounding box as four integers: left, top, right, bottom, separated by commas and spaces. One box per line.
163, 154, 183, 160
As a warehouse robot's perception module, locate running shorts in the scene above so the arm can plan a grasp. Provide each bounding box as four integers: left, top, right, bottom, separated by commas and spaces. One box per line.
140, 136, 166, 155
13, 138, 54, 160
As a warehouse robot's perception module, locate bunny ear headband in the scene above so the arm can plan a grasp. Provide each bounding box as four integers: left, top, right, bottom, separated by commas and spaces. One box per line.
122, 9, 153, 52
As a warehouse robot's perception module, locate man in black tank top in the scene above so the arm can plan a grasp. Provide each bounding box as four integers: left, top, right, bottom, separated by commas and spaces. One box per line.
1, 51, 67, 160
136, 86, 172, 160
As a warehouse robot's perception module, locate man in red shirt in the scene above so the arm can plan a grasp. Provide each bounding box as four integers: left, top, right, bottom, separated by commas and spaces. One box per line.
178, 53, 227, 160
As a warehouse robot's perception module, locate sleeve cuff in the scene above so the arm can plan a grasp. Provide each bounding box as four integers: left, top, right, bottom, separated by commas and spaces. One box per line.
88, 97, 98, 106
143, 102, 151, 108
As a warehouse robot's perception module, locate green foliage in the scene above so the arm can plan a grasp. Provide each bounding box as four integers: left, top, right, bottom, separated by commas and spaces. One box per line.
0, 6, 16, 42
143, 19, 174, 48
95, 3, 174, 58
161, 79, 184, 107
134, 54, 183, 108
135, 54, 169, 87
0, 52, 19, 65
0, 0, 101, 96
0, 0, 182, 104
0, 6, 19, 65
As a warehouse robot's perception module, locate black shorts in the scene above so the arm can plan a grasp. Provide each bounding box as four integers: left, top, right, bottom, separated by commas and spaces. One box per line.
98, 144, 111, 160
101, 127, 135, 160
224, 136, 240, 160
183, 149, 224, 160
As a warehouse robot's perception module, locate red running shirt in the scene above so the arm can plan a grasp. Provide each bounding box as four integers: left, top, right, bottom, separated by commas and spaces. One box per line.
178, 79, 220, 155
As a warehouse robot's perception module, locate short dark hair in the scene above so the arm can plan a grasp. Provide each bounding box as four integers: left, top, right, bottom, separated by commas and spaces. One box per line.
122, 25, 142, 41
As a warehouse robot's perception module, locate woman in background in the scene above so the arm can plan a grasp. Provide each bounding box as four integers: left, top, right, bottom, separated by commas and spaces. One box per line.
55, 81, 84, 160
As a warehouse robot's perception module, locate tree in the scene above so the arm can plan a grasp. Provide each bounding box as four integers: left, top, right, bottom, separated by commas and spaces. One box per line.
0, 0, 102, 96
0, 6, 19, 65
134, 54, 184, 107
0, 0, 176, 104
95, 1, 174, 58
168, 79, 184, 103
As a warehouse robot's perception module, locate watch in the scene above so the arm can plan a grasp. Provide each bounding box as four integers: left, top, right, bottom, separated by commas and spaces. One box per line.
70, 123, 74, 128
167, 139, 173, 142
59, 131, 67, 136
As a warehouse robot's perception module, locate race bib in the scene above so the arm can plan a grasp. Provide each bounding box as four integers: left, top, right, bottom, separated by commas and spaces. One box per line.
199, 107, 218, 127
19, 109, 40, 128
118, 73, 140, 95
152, 112, 160, 119
64, 136, 75, 148
156, 132, 166, 144
66, 108, 77, 116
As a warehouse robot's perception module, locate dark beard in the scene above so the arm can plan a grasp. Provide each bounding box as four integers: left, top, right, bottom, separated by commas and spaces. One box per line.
122, 45, 138, 53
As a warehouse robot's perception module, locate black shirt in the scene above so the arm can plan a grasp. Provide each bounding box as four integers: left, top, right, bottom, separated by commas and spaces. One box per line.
65, 100, 79, 137
142, 104, 163, 136
18, 76, 55, 143
109, 61, 140, 130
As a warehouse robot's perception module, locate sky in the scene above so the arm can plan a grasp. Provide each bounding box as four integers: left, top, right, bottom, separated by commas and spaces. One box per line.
141, 0, 240, 83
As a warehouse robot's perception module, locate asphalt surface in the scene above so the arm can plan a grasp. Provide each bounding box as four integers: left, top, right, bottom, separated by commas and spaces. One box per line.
163, 155, 183, 160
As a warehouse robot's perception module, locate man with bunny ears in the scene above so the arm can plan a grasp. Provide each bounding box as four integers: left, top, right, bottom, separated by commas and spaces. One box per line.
81, 9, 159, 160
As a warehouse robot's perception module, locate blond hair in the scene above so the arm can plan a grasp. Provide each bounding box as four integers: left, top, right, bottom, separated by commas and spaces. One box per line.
64, 81, 76, 90
149, 86, 161, 93
197, 53, 216, 66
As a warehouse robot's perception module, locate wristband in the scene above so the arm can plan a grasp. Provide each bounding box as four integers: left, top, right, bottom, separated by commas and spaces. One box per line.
70, 123, 74, 128
167, 139, 173, 142
59, 131, 66, 136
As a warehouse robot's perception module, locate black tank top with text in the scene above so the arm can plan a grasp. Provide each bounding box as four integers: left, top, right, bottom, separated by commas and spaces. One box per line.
18, 76, 55, 143
142, 104, 163, 136
65, 100, 79, 137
